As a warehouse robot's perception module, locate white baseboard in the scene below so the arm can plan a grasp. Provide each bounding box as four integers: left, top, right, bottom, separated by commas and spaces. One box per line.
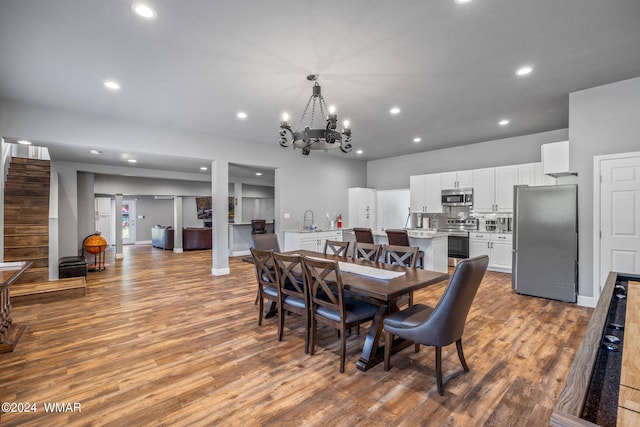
577, 295, 596, 308
173, 248, 183, 253
115, 253, 124, 259
135, 240, 152, 245
212, 267, 230, 276
230, 250, 251, 256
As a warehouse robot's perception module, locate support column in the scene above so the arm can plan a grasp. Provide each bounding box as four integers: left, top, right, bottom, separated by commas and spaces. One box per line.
114, 194, 123, 259
173, 196, 183, 253
212, 159, 230, 275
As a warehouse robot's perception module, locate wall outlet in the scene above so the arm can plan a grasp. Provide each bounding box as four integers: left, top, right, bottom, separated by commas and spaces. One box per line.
283, 213, 290, 219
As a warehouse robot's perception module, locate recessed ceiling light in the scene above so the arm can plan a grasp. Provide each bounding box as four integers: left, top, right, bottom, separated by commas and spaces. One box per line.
390, 107, 401, 115
356, 149, 364, 155
413, 137, 422, 143
131, 3, 156, 19
90, 149, 102, 155
498, 119, 510, 126
236, 112, 248, 119
17, 140, 32, 145
104, 80, 121, 90
200, 166, 208, 171
255, 172, 263, 176
455, 0, 473, 4
515, 66, 533, 76
127, 159, 137, 163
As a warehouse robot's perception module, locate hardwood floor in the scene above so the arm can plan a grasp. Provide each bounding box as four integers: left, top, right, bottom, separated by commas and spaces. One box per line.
0, 245, 593, 426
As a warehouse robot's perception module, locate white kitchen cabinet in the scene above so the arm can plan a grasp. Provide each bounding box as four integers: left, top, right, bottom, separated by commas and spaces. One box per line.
517, 163, 535, 186
348, 187, 377, 229
441, 170, 473, 189
410, 173, 442, 213
542, 141, 570, 176
472, 166, 517, 212
471, 168, 495, 212
284, 230, 343, 252
469, 232, 512, 272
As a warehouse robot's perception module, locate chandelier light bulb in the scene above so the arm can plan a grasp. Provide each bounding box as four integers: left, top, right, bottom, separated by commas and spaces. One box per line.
343, 120, 350, 129
282, 112, 289, 122
329, 105, 336, 114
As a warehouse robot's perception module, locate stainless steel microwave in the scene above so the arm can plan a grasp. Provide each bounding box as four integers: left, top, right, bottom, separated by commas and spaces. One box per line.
441, 188, 473, 206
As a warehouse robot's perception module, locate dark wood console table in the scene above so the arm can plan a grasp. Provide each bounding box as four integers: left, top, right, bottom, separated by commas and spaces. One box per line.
0, 261, 31, 353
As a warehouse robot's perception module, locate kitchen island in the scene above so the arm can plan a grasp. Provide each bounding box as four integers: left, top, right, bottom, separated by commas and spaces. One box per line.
228, 221, 274, 256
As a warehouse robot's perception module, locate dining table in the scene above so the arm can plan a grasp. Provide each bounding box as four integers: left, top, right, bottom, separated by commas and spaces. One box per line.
283, 250, 450, 371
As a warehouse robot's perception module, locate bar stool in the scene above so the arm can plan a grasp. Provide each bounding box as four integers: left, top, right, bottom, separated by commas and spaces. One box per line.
385, 229, 424, 269
353, 227, 374, 244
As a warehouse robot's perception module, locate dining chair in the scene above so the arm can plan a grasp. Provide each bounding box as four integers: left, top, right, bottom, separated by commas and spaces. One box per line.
250, 247, 278, 326
251, 219, 267, 235
301, 256, 379, 373
383, 255, 489, 395
323, 240, 350, 258
382, 244, 419, 268
353, 227, 374, 244
385, 229, 424, 268
251, 233, 281, 304
251, 233, 280, 252
272, 252, 309, 354
353, 242, 382, 262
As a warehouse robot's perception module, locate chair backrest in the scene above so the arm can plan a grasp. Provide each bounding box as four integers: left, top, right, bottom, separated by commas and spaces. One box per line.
323, 240, 350, 258
385, 229, 410, 246
301, 256, 345, 322
412, 255, 489, 346
353, 242, 382, 262
353, 227, 374, 244
251, 233, 281, 252
272, 252, 306, 302
251, 219, 267, 235
383, 244, 418, 268
250, 247, 276, 290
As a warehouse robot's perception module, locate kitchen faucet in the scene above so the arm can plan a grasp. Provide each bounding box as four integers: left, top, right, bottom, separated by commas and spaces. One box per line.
303, 210, 314, 230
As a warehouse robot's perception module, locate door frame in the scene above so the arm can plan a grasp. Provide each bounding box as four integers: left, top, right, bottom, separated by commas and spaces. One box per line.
122, 199, 136, 245
593, 150, 640, 304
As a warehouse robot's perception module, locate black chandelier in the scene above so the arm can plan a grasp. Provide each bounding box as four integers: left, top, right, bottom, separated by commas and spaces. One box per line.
279, 74, 352, 156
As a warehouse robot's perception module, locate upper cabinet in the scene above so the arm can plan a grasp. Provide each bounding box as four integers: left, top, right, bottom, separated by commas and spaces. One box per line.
472, 166, 517, 212
441, 170, 473, 189
542, 141, 574, 177
348, 187, 377, 229
410, 173, 443, 213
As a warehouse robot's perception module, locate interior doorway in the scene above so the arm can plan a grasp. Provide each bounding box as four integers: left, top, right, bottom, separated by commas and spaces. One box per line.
594, 151, 640, 301
122, 199, 136, 245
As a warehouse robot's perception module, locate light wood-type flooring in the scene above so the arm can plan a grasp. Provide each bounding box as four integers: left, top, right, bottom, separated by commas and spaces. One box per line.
0, 245, 593, 426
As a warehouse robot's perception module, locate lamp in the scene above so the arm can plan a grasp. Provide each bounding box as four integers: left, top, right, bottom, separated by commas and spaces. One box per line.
279, 74, 353, 156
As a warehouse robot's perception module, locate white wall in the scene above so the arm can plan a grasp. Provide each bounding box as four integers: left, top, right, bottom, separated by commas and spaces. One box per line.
569, 76, 640, 300
367, 129, 569, 190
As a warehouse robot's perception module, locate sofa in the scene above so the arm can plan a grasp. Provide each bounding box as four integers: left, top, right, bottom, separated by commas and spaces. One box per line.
152, 226, 174, 250
183, 227, 212, 251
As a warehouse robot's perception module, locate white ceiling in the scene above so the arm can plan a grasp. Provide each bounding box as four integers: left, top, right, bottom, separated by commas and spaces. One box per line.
1, 0, 640, 171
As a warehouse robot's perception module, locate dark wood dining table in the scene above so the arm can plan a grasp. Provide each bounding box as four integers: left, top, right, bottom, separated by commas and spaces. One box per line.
283, 250, 450, 371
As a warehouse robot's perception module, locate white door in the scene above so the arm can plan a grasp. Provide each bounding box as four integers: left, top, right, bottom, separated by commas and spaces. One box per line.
95, 197, 112, 245
598, 153, 640, 291
122, 200, 136, 245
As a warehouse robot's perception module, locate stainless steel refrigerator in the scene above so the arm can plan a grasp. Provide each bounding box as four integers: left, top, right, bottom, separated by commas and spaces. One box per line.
512, 184, 578, 302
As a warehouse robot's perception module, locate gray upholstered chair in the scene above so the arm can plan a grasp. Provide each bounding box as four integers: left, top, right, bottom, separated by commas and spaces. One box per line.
323, 240, 350, 258
302, 256, 378, 373
383, 255, 489, 395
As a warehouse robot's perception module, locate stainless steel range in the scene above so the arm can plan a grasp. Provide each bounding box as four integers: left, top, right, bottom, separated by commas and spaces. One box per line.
438, 218, 479, 266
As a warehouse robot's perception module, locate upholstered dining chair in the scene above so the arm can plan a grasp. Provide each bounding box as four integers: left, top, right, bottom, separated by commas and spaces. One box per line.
272, 252, 309, 354
323, 240, 350, 258
353, 242, 382, 262
383, 255, 489, 395
251, 219, 267, 235
353, 227, 374, 244
385, 229, 424, 268
251, 233, 281, 304
250, 247, 278, 327
301, 256, 378, 373
382, 244, 419, 268
251, 233, 280, 251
